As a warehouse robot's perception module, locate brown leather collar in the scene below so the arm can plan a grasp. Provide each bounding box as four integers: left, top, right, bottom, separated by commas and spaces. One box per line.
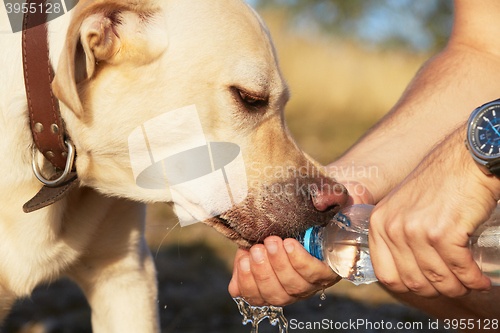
22, 0, 79, 213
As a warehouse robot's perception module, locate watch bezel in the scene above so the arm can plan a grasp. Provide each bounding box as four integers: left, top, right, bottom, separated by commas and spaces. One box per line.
467, 100, 500, 162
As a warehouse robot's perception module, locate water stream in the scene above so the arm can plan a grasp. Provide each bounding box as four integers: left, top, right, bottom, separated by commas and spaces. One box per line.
233, 297, 288, 333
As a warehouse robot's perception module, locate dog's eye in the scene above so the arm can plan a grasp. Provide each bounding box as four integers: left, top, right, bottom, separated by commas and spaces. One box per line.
239, 91, 260, 104
237, 89, 267, 107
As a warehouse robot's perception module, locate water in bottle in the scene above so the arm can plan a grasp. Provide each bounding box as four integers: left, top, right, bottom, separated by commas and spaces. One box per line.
297, 204, 500, 285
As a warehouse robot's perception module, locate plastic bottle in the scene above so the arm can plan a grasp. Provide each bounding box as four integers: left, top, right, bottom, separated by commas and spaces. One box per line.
297, 204, 500, 285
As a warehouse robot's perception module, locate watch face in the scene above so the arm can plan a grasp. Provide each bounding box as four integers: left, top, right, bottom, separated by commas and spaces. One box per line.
469, 104, 500, 158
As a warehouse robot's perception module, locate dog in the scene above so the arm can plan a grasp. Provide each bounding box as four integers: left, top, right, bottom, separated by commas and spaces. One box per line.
4, 1, 495, 331
0, 0, 349, 331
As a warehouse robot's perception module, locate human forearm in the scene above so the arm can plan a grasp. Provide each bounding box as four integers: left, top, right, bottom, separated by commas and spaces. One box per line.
330, 45, 500, 202
330, 0, 500, 202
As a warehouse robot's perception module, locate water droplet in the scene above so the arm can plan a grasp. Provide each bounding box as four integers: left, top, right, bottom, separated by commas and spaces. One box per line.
320, 287, 326, 301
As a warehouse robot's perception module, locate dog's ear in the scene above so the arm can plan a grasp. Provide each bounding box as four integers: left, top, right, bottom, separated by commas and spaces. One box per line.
52, 0, 165, 119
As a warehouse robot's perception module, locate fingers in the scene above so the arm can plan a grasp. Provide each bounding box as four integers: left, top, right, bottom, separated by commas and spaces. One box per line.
370, 208, 489, 298
369, 228, 409, 293
232, 243, 297, 306
411, 247, 466, 297
248, 244, 299, 306
229, 237, 341, 307
235, 252, 266, 305
371, 214, 460, 297
383, 235, 440, 297
371, 225, 440, 297
283, 238, 341, 287
264, 237, 316, 298
434, 241, 491, 292
228, 248, 248, 298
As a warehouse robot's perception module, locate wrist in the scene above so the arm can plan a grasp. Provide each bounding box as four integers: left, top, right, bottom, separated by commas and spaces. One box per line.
467, 152, 500, 202
459, 125, 500, 205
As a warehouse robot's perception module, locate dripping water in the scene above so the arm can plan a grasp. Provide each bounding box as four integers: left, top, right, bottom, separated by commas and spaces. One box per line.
233, 297, 288, 333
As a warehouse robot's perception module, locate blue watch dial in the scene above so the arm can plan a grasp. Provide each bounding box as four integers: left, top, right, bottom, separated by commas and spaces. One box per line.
470, 105, 500, 158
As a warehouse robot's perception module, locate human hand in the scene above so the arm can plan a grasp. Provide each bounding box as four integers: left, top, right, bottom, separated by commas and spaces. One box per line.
369, 126, 500, 298
228, 178, 375, 306
228, 236, 340, 306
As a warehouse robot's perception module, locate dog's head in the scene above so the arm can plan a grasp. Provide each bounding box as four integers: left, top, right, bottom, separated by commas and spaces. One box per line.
52, 0, 349, 248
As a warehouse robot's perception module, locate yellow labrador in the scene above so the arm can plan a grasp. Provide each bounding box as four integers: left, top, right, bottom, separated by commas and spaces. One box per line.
3, 0, 493, 330
0, 0, 348, 331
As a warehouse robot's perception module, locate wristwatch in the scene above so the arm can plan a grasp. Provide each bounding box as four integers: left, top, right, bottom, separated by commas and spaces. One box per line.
466, 98, 500, 178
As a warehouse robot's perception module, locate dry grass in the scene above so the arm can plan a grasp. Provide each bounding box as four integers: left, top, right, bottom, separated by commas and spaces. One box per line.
146, 10, 431, 305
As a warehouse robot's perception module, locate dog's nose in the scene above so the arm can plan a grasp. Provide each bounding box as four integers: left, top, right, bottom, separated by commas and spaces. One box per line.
310, 180, 349, 212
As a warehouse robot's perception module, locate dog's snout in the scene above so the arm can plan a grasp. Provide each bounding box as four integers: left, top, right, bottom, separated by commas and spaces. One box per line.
310, 180, 349, 212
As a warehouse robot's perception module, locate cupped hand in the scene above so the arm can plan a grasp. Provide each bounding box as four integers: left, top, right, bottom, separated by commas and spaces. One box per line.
228, 236, 340, 306
369, 127, 499, 298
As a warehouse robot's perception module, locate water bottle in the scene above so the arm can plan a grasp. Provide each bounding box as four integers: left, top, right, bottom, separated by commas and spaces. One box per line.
297, 204, 500, 286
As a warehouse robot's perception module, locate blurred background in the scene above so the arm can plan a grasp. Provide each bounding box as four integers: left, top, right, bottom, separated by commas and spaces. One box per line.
4, 1, 457, 332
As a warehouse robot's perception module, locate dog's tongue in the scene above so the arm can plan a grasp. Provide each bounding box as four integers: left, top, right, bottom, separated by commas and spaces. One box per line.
311, 183, 348, 212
